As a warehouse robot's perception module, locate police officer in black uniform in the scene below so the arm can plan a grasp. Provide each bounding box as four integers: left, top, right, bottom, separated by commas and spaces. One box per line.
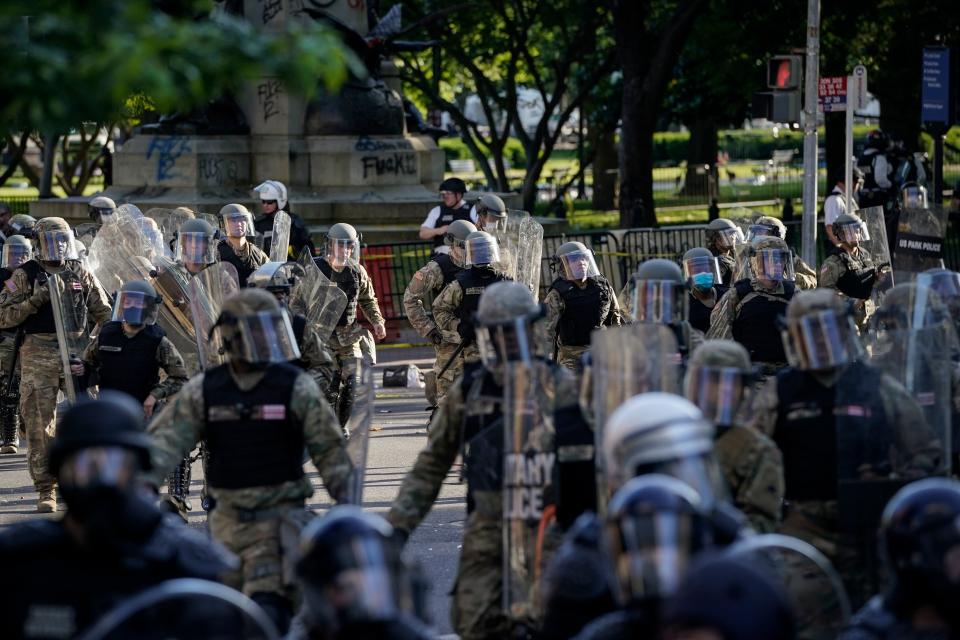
0, 392, 236, 640
419, 177, 473, 253
254, 179, 316, 260
682, 247, 727, 334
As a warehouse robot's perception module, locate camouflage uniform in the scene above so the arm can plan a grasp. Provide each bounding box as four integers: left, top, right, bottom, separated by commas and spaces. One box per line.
793, 255, 819, 290
297, 321, 336, 393
80, 328, 189, 401
216, 239, 268, 288
433, 280, 485, 364
403, 259, 462, 400
388, 363, 577, 639
0, 261, 112, 496
543, 278, 622, 370
713, 424, 784, 533
819, 246, 879, 331
325, 262, 384, 365
706, 279, 792, 375
146, 369, 353, 599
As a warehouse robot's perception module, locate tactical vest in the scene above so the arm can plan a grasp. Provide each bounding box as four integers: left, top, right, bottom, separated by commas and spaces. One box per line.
774, 362, 888, 501
431, 204, 472, 248
290, 314, 307, 370
460, 362, 505, 515
455, 268, 506, 334
202, 362, 303, 489
549, 277, 611, 347
0, 267, 12, 284
687, 285, 728, 334
216, 241, 255, 288
430, 253, 460, 288
316, 258, 361, 326
96, 322, 164, 403
732, 279, 795, 363
554, 403, 597, 529
20, 261, 56, 334
828, 246, 876, 300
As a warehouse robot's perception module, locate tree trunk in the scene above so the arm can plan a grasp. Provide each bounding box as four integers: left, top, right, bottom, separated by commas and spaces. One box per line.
681, 115, 718, 198
39, 132, 59, 199
619, 78, 658, 228
592, 127, 617, 210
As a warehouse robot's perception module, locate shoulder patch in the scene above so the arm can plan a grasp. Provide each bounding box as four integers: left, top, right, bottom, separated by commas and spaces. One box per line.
414, 270, 425, 281
4, 279, 16, 293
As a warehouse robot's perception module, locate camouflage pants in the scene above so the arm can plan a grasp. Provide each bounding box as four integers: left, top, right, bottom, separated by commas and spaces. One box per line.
18, 336, 63, 493
556, 345, 588, 372
452, 518, 509, 640
434, 342, 462, 402
0, 332, 16, 378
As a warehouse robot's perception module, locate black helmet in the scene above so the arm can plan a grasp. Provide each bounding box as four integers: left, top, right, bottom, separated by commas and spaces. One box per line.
439, 177, 467, 194
48, 391, 152, 474
866, 129, 889, 150
112, 280, 162, 326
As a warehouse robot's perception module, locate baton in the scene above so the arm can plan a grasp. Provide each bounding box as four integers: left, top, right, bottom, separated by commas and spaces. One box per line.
436, 339, 468, 380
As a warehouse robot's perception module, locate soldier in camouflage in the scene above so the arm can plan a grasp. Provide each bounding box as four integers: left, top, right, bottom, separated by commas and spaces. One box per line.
746, 216, 818, 289
0, 217, 112, 512
620, 258, 702, 361
705, 218, 744, 286
388, 281, 579, 639
0, 235, 32, 454
217, 203, 268, 288
403, 219, 476, 404
684, 339, 784, 532
544, 241, 621, 370
146, 288, 354, 633
746, 289, 941, 607
820, 211, 890, 331
473, 193, 508, 233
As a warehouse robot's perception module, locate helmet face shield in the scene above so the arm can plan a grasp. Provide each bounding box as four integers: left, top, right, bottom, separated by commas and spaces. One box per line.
682, 256, 721, 291
111, 290, 160, 326
222, 309, 301, 364
712, 227, 743, 250
750, 249, 795, 282
631, 279, 688, 324
176, 231, 216, 265
1, 242, 31, 269
465, 236, 500, 267
326, 237, 360, 267
746, 224, 781, 242
836, 221, 868, 245
37, 230, 76, 262
222, 210, 255, 239
783, 309, 861, 371
559, 249, 600, 281
58, 446, 140, 491
476, 317, 536, 367
684, 366, 746, 427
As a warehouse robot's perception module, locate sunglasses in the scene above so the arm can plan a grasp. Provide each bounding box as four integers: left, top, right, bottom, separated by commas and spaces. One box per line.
261, 200, 278, 206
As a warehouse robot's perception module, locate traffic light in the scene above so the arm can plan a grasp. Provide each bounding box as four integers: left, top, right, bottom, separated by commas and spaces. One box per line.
767, 55, 802, 89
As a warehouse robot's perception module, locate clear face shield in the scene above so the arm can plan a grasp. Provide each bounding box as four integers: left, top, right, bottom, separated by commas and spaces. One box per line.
559, 249, 600, 281
712, 227, 744, 250
326, 237, 360, 268
745, 224, 781, 242
1, 242, 31, 269
631, 279, 688, 325
783, 308, 862, 371
464, 236, 500, 268
111, 290, 160, 326
222, 211, 255, 239
682, 256, 722, 293
176, 232, 216, 266
476, 315, 539, 368
219, 309, 301, 364
37, 229, 76, 262
750, 249, 795, 283
684, 366, 747, 427
902, 184, 929, 210
836, 220, 869, 246
481, 213, 507, 233
632, 455, 728, 508
58, 446, 140, 492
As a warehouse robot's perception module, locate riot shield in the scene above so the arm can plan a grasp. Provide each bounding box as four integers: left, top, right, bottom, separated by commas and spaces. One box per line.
726, 534, 851, 640
145, 207, 195, 256
858, 206, 895, 309
86, 204, 159, 295
76, 578, 278, 640
150, 256, 203, 374
502, 358, 557, 627
268, 210, 292, 263
342, 358, 373, 505
189, 262, 240, 370
290, 250, 347, 342
495, 211, 543, 299
48, 269, 95, 404
892, 205, 949, 284
590, 324, 680, 509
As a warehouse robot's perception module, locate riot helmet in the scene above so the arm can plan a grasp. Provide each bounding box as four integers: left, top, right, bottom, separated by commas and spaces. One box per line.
111, 280, 162, 327
325, 223, 361, 268
781, 289, 862, 371
247, 261, 304, 307
706, 218, 743, 252
136, 216, 165, 258
900, 181, 929, 210
254, 179, 288, 210
8, 213, 36, 238
35, 216, 77, 262
747, 236, 794, 283
463, 230, 500, 268
474, 193, 507, 231
438, 177, 467, 196
682, 247, 721, 293
603, 475, 714, 606
89, 195, 117, 222
444, 219, 477, 266
746, 215, 787, 242
602, 392, 726, 505
872, 282, 948, 334
918, 268, 960, 322
296, 506, 418, 631
219, 203, 255, 239
831, 212, 868, 247
475, 281, 543, 367
1, 234, 32, 269
685, 340, 754, 428
629, 259, 688, 325
175, 218, 218, 266
213, 289, 301, 365
554, 241, 600, 281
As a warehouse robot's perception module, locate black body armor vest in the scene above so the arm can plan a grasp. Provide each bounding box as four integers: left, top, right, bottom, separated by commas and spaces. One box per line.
828, 246, 877, 300
216, 241, 255, 288
687, 285, 728, 334
430, 253, 460, 288
732, 279, 795, 363
316, 258, 361, 326
97, 322, 164, 403
21, 261, 57, 334
455, 268, 507, 333
431, 205, 472, 248
549, 277, 611, 347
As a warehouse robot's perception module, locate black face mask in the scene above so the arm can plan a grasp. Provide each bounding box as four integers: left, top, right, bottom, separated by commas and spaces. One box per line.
62, 484, 161, 548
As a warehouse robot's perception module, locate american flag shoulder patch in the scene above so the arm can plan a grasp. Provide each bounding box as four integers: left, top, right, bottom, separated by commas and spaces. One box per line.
71, 281, 83, 291
259, 404, 286, 420
4, 279, 16, 293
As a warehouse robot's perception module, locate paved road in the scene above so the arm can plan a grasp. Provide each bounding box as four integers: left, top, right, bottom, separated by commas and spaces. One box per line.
0, 346, 465, 635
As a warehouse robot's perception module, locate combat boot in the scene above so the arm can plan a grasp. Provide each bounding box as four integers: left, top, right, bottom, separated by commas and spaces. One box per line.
0, 434, 17, 454
37, 487, 57, 513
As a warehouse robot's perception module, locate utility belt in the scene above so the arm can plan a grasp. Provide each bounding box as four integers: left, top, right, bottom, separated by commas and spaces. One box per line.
213, 499, 304, 523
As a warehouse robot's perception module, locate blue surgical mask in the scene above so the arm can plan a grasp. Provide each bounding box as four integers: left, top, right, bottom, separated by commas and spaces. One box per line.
691, 272, 715, 291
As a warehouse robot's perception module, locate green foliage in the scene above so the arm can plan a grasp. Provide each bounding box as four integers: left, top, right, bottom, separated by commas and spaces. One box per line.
439, 137, 527, 167
2, 0, 361, 131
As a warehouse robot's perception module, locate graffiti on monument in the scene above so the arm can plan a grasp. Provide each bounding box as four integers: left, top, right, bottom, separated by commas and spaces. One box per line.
198, 157, 240, 186
360, 153, 417, 179
261, 0, 283, 23
354, 136, 414, 152
145, 136, 191, 182
257, 80, 284, 122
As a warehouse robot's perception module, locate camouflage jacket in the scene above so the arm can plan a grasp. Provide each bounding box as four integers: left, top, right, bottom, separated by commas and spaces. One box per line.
543, 278, 622, 352
81, 330, 189, 400
403, 259, 451, 338
298, 321, 336, 391
329, 262, 385, 349
706, 278, 789, 341
714, 424, 785, 533
794, 255, 819, 290
0, 260, 112, 331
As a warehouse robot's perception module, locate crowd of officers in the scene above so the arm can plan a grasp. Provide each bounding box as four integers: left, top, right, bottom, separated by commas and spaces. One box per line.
0, 172, 956, 640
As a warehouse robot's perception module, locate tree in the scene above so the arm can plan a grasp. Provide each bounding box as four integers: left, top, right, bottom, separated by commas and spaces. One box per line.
1, 0, 360, 196
396, 0, 615, 212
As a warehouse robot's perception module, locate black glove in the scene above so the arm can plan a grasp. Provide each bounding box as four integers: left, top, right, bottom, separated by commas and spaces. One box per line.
458, 322, 476, 345
428, 328, 443, 346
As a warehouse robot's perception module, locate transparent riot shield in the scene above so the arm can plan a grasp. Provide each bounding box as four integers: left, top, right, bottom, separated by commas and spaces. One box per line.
590, 324, 681, 507
495, 211, 543, 299
189, 262, 240, 370
76, 578, 278, 640
150, 256, 203, 375
858, 206, 895, 309
145, 207, 195, 254
86, 204, 159, 295
291, 250, 348, 342
268, 210, 292, 263
48, 269, 95, 404
343, 358, 373, 505
726, 534, 851, 640
502, 358, 557, 627
892, 205, 949, 284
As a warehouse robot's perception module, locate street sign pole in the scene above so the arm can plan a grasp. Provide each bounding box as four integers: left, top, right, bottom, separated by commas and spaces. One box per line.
801, 0, 820, 268
844, 65, 867, 208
